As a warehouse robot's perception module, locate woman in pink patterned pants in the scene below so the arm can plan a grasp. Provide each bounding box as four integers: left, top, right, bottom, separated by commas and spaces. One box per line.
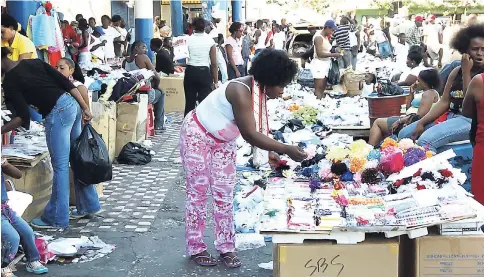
180, 49, 307, 268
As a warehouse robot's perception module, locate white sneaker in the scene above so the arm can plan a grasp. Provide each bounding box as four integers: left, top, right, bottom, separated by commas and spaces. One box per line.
1, 267, 16, 277
26, 261, 48, 275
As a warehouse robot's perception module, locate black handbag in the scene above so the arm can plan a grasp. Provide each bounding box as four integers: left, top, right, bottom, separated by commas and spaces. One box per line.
377, 79, 404, 96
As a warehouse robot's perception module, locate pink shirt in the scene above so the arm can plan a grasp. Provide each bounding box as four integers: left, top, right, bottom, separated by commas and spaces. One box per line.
225, 36, 244, 66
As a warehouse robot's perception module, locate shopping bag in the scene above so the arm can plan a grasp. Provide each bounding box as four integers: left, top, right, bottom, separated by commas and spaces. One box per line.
327, 58, 341, 85
117, 142, 152, 165
70, 124, 112, 185
5, 179, 33, 217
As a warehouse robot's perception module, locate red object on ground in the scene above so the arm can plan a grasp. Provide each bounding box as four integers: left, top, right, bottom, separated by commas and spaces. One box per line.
471, 73, 484, 205
146, 104, 155, 138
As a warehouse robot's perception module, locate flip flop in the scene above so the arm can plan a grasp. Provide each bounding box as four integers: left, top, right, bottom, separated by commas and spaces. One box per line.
220, 254, 242, 269
191, 254, 217, 267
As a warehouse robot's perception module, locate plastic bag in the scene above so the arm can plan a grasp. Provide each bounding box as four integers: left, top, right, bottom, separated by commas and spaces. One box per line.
117, 142, 152, 165
327, 58, 340, 85
70, 124, 112, 185
377, 79, 404, 96
297, 68, 314, 88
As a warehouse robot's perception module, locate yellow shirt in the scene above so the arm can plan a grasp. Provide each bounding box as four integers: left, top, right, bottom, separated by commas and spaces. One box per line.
1, 32, 38, 61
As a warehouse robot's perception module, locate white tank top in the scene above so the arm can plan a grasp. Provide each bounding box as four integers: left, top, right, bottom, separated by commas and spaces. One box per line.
255, 30, 268, 50
313, 33, 332, 61
195, 80, 251, 142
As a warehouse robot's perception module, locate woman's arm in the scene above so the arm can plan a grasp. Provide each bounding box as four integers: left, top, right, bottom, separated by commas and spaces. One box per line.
416, 90, 438, 117
1, 81, 30, 134
314, 37, 340, 58
462, 74, 482, 118
225, 44, 239, 75
397, 74, 418, 87
2, 161, 22, 179
406, 83, 416, 110
18, 53, 33, 60
209, 45, 219, 85
77, 85, 90, 109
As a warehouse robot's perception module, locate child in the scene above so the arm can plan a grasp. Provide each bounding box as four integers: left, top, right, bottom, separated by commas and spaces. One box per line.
1, 159, 48, 276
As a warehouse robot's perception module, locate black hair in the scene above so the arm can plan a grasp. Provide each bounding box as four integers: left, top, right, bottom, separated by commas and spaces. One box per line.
217, 33, 224, 44
1, 47, 11, 59
150, 38, 163, 49
75, 14, 83, 21
256, 20, 263, 28
1, 13, 18, 29
192, 17, 206, 32
163, 37, 171, 45
101, 15, 111, 22
407, 49, 424, 65
112, 15, 122, 23
249, 49, 297, 87
418, 69, 441, 90
229, 22, 243, 34
451, 23, 484, 54
89, 17, 96, 22
78, 18, 88, 29
59, 58, 85, 84
131, 40, 146, 52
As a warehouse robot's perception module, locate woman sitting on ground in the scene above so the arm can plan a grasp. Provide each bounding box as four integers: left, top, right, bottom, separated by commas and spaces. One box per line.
1, 47, 100, 229
56, 58, 89, 109
398, 24, 484, 153
180, 49, 307, 269
396, 46, 428, 87
369, 69, 441, 146
1, 160, 49, 276
123, 41, 166, 131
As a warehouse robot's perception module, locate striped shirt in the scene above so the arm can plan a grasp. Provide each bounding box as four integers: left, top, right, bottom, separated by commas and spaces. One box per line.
187, 33, 215, 67
333, 24, 352, 50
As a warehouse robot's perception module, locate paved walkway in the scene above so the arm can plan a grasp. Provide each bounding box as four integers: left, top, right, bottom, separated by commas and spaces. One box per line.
19, 112, 273, 277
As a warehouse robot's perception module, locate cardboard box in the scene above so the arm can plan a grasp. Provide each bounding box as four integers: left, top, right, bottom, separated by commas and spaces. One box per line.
414, 235, 484, 277
159, 76, 185, 112
115, 102, 145, 157
91, 102, 117, 161
273, 238, 400, 277
68, 169, 104, 205
5, 157, 53, 222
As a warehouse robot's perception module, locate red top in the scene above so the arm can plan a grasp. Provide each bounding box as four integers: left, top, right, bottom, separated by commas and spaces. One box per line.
62, 25, 78, 43
476, 73, 484, 144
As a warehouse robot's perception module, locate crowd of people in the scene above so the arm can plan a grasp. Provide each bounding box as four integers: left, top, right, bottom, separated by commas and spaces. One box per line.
1, 7, 484, 276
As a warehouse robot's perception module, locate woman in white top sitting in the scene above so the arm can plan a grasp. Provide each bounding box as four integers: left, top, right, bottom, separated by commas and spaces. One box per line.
397, 46, 427, 86
184, 17, 218, 116
180, 49, 307, 269
311, 20, 343, 99
56, 58, 90, 109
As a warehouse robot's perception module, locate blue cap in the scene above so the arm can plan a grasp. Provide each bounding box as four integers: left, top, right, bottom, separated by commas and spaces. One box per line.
325, 20, 338, 31
94, 26, 105, 35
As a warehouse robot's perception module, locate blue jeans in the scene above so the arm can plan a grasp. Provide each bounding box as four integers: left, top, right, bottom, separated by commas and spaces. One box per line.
149, 88, 165, 128
2, 208, 40, 264
338, 50, 352, 69
378, 41, 392, 58
42, 94, 100, 228
351, 52, 357, 70
398, 113, 471, 153
228, 65, 246, 80
439, 60, 461, 93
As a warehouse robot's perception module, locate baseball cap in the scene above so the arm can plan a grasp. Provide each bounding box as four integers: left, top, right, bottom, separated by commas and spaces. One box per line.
427, 14, 436, 21
415, 16, 424, 22
324, 20, 338, 31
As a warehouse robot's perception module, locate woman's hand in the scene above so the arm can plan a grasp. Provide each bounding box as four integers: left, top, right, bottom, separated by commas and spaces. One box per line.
284, 145, 308, 162
411, 122, 425, 140
410, 82, 417, 93
391, 118, 402, 133
82, 109, 93, 124
268, 152, 281, 168
461, 54, 474, 74
235, 69, 241, 78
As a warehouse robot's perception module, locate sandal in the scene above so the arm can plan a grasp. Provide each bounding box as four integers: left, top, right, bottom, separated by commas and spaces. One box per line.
220, 253, 242, 269
191, 252, 217, 267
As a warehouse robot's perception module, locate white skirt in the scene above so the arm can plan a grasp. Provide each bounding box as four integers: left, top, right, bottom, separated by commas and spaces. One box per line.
310, 58, 331, 79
